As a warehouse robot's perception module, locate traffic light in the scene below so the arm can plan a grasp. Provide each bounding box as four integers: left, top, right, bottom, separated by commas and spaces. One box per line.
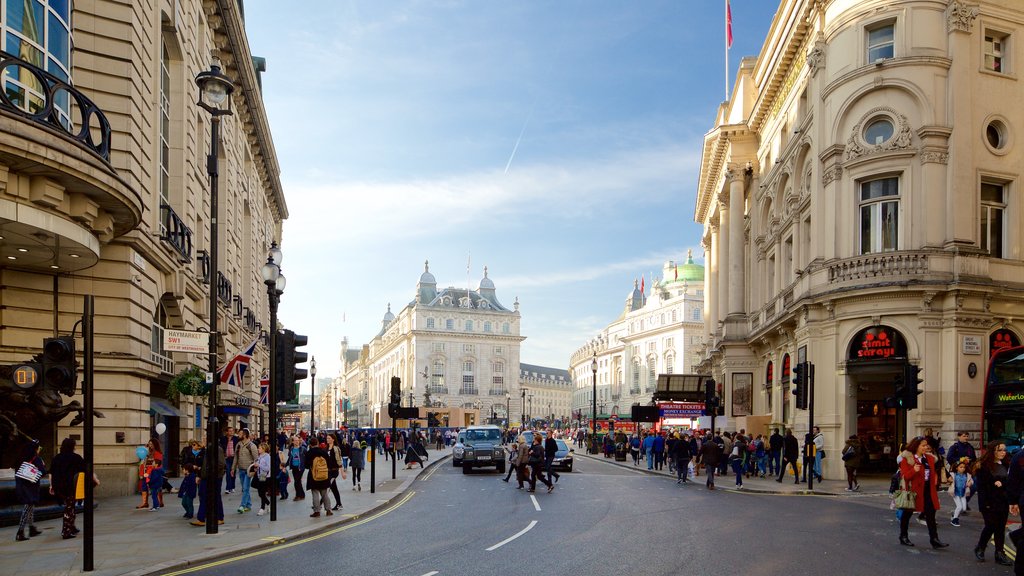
792, 361, 808, 410
703, 379, 716, 416
902, 363, 924, 410
42, 336, 77, 392
388, 376, 401, 418
275, 329, 307, 403
427, 412, 440, 427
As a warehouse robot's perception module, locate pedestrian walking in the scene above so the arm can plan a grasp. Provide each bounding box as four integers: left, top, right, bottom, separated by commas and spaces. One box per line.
528, 435, 553, 493
630, 434, 641, 466
812, 426, 825, 482
179, 440, 201, 519
699, 434, 721, 490
768, 428, 783, 477
287, 435, 307, 501
897, 436, 947, 549
947, 431, 977, 510
326, 434, 345, 510
252, 442, 272, 516
221, 426, 238, 495
231, 428, 258, 513
14, 440, 45, 541
190, 438, 225, 527
777, 428, 800, 484
842, 435, 862, 491
514, 435, 530, 489
146, 451, 165, 512
1004, 447, 1024, 575
730, 434, 747, 489
49, 437, 85, 539
948, 457, 972, 526
672, 433, 693, 484
642, 433, 655, 470
349, 438, 365, 491
543, 433, 561, 484
501, 441, 519, 482
973, 441, 1012, 565
305, 441, 336, 517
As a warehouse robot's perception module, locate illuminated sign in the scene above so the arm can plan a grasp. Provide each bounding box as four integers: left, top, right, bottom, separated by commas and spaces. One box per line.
12, 364, 39, 389
991, 329, 1020, 356
848, 326, 908, 361
994, 392, 1024, 405
782, 354, 791, 382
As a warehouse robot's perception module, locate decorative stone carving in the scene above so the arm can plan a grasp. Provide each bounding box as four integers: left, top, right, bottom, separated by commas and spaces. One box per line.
946, 1, 979, 34
922, 292, 936, 312
822, 164, 842, 186
920, 149, 949, 164
845, 107, 914, 161
807, 42, 826, 75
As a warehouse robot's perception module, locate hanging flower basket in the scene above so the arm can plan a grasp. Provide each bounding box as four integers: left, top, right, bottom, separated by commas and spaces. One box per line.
168, 365, 209, 397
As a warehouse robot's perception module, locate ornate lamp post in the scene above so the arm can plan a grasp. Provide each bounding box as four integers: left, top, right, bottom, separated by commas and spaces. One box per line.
309, 356, 317, 433
196, 61, 233, 536
591, 353, 598, 454
261, 243, 285, 521
505, 393, 510, 431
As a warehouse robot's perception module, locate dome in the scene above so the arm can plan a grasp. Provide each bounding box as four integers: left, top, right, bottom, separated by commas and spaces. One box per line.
676, 249, 704, 282
419, 260, 436, 285
382, 303, 395, 324
478, 265, 495, 290
627, 278, 642, 300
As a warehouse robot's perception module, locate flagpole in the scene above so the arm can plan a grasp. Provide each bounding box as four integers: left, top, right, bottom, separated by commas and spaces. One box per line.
725, 0, 730, 101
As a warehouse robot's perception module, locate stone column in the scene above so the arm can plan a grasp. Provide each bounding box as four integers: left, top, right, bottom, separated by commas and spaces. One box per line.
708, 223, 719, 337
728, 171, 745, 315
702, 236, 714, 341
716, 190, 730, 327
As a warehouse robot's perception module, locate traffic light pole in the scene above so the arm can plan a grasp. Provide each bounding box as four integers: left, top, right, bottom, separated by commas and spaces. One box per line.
267, 295, 279, 521
82, 296, 94, 572
807, 362, 815, 492
370, 433, 376, 494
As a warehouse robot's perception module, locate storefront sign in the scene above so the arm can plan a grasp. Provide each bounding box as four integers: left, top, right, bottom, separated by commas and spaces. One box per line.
233, 395, 253, 407
962, 335, 982, 355
163, 329, 209, 353
848, 326, 907, 360
658, 402, 705, 418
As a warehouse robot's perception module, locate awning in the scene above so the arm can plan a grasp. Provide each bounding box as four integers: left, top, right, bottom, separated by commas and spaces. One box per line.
222, 406, 251, 415
149, 398, 183, 418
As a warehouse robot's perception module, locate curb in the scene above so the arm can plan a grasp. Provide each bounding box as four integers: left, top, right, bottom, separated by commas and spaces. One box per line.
135, 453, 451, 576
576, 452, 887, 498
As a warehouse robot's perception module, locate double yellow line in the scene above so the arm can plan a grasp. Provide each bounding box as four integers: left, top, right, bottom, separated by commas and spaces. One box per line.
160, 490, 416, 575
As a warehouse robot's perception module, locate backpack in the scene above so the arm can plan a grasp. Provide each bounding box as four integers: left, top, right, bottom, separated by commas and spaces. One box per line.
311, 455, 329, 482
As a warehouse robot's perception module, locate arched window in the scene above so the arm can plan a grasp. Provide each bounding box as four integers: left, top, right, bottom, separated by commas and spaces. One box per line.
461, 361, 476, 394
631, 360, 641, 394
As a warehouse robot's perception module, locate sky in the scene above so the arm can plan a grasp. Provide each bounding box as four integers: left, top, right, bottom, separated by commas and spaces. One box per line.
243, 1, 780, 393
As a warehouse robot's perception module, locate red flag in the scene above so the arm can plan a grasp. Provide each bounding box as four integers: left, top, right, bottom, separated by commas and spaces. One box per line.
640, 276, 645, 295
727, 1, 734, 49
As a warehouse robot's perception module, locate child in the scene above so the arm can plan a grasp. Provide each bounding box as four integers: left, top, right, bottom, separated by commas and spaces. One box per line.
277, 462, 290, 500
145, 456, 164, 512
949, 457, 973, 527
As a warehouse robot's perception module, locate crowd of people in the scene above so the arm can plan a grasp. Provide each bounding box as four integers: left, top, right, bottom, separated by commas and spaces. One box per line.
499, 430, 563, 493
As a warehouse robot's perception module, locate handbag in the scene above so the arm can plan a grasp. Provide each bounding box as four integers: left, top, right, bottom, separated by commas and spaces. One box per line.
16, 461, 43, 483
893, 478, 917, 510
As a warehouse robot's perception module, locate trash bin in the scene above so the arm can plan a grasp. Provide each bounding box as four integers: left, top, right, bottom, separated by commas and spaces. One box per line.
614, 443, 627, 461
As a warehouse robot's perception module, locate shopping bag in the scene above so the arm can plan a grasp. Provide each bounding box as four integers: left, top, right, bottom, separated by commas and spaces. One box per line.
75, 472, 85, 500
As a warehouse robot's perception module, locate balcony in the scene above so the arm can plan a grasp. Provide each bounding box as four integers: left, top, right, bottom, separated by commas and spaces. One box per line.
149, 324, 174, 374
159, 204, 192, 262
244, 307, 257, 332
217, 272, 232, 306
827, 251, 930, 283
196, 250, 210, 284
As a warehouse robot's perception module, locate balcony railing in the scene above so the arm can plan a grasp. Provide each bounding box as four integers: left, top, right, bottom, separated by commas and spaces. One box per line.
159, 204, 192, 262
217, 272, 232, 306
244, 307, 257, 332
0, 50, 111, 162
196, 250, 210, 284
149, 324, 174, 374
828, 251, 930, 283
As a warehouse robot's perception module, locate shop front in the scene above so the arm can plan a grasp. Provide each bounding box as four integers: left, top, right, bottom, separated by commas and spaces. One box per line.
845, 325, 909, 473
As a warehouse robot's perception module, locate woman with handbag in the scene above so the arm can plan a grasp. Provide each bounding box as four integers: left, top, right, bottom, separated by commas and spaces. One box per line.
14, 439, 46, 541
973, 441, 1013, 565
897, 436, 947, 548
325, 434, 345, 510
253, 442, 272, 516
50, 437, 86, 539
842, 435, 862, 491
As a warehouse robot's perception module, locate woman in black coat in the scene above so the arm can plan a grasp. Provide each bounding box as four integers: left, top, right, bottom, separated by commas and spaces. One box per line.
15, 440, 46, 541
50, 437, 86, 539
974, 440, 1013, 565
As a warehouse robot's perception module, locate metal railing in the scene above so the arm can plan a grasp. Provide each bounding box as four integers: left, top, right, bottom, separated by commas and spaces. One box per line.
217, 271, 232, 306
159, 203, 192, 262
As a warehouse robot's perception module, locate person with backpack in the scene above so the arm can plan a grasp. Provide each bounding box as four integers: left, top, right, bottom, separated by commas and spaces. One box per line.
842, 434, 862, 491
304, 441, 336, 517
288, 435, 307, 501
527, 435, 554, 493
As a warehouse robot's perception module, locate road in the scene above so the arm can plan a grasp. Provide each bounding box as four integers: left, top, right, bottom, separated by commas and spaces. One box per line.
163, 455, 1006, 576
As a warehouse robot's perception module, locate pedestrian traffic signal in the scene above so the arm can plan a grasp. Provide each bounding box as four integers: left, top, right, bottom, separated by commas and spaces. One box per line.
427, 412, 440, 427
390, 376, 401, 406
274, 329, 307, 403
42, 336, 77, 392
792, 361, 808, 410
901, 363, 924, 410
703, 378, 716, 416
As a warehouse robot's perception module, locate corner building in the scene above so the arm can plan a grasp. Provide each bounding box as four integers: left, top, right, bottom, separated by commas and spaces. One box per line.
695, 0, 1023, 478
0, 0, 286, 493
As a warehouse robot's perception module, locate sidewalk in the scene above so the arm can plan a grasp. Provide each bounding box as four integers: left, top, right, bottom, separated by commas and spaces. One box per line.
0, 450, 449, 576
577, 450, 893, 496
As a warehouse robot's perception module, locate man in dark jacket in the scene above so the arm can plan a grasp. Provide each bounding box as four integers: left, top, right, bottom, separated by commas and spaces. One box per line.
777, 428, 800, 484
1005, 449, 1024, 574
699, 436, 721, 490
947, 431, 978, 508
672, 433, 693, 484
191, 441, 225, 526
768, 428, 784, 477
543, 434, 561, 484
304, 441, 335, 517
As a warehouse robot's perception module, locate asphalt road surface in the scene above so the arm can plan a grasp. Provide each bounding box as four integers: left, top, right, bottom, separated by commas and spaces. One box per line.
164, 456, 1011, 576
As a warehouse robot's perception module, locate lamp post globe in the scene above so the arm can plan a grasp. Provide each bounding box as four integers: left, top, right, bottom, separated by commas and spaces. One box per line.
261, 246, 284, 522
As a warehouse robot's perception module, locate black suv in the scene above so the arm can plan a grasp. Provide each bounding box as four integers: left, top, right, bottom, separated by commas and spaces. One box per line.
459, 425, 505, 474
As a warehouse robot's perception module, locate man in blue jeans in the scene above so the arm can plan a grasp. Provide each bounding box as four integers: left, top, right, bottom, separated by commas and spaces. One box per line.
812, 426, 824, 482
230, 429, 258, 513
642, 433, 655, 469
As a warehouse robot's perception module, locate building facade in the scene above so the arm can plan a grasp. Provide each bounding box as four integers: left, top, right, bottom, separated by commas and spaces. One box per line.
518, 363, 572, 428
338, 262, 525, 428
695, 0, 1024, 477
0, 0, 287, 493
570, 255, 706, 422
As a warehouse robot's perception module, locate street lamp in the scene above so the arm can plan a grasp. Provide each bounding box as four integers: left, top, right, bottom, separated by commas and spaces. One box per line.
505, 393, 510, 431
261, 244, 285, 521
196, 61, 233, 536
309, 356, 317, 433
591, 353, 597, 454
521, 388, 526, 429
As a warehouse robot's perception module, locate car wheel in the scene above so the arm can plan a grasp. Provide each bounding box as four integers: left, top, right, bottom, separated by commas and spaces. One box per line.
453, 458, 461, 467
462, 464, 471, 475
497, 462, 506, 474
566, 463, 573, 473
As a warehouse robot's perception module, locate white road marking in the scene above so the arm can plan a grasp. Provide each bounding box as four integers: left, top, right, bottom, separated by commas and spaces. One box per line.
421, 572, 439, 576
530, 494, 541, 511
485, 520, 538, 551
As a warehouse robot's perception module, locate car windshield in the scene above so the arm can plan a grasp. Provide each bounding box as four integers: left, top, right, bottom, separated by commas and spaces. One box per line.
466, 429, 500, 442
556, 439, 568, 451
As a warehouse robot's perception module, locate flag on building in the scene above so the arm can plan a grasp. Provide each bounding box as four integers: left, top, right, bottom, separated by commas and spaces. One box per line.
640, 276, 645, 295
259, 372, 269, 405
727, 0, 734, 49
218, 338, 260, 387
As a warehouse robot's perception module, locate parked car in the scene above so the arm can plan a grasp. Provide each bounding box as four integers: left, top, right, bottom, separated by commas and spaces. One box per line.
550, 438, 574, 472
459, 425, 506, 474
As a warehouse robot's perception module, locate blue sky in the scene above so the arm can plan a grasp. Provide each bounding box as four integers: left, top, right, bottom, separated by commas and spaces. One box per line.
244, 1, 779, 391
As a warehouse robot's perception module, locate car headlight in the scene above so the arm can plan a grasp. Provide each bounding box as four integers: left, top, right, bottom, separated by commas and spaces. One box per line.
454, 448, 464, 456
465, 450, 475, 457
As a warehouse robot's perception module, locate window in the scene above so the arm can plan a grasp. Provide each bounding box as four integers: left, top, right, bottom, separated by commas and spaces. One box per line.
502, 323, 510, 334
859, 177, 900, 254
665, 337, 674, 348
494, 346, 503, 355
493, 362, 504, 373
432, 342, 445, 352
465, 320, 473, 331
1, 0, 72, 123
985, 32, 1007, 73
986, 120, 1009, 151
426, 318, 435, 329
491, 375, 504, 394
646, 363, 656, 392
692, 308, 701, 321
867, 23, 894, 62
631, 360, 641, 394
430, 360, 446, 393
484, 321, 492, 332
159, 42, 171, 206
463, 344, 475, 354
980, 182, 1006, 258
648, 342, 656, 353
666, 355, 674, 375
864, 119, 894, 146
445, 319, 454, 330
461, 361, 476, 394
671, 310, 677, 322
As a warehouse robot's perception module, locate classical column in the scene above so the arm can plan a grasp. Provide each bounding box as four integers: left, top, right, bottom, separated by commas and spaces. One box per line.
728, 170, 745, 315
702, 236, 713, 341
716, 189, 730, 327
708, 223, 719, 337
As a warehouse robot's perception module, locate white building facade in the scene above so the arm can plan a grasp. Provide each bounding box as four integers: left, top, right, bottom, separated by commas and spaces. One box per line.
519, 364, 573, 428
695, 0, 1024, 478
569, 255, 706, 422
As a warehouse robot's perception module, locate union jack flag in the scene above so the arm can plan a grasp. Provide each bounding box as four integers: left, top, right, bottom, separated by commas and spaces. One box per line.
259, 372, 270, 405
218, 338, 260, 388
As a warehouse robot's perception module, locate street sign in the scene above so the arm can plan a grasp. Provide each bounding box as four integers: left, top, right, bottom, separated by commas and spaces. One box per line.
658, 401, 704, 418
164, 329, 209, 353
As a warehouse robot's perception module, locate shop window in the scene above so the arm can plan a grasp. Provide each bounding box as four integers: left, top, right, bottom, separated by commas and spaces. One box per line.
859, 177, 900, 254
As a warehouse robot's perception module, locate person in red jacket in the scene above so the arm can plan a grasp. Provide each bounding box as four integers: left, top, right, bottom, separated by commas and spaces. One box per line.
898, 436, 948, 548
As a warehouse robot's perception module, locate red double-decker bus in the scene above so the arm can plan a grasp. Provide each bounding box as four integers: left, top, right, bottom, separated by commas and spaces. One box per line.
983, 345, 1024, 454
